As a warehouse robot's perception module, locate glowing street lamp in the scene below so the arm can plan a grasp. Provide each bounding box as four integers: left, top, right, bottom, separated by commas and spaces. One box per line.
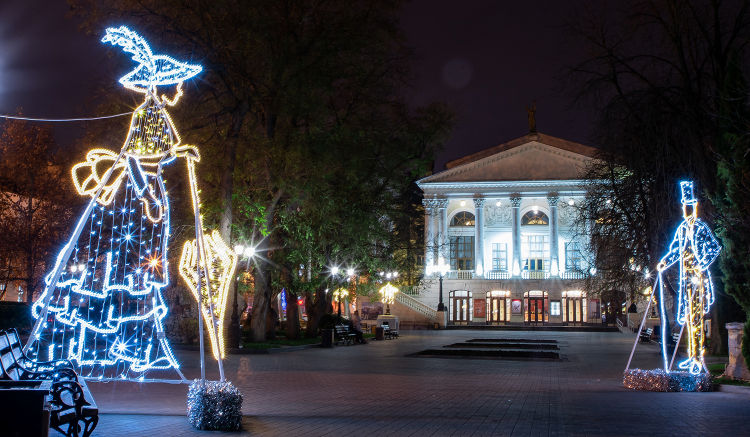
431, 259, 450, 311
333, 287, 349, 317
379, 283, 398, 315
230, 242, 256, 348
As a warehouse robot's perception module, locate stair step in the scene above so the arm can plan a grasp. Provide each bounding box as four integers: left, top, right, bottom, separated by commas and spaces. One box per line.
444, 342, 559, 350
413, 348, 560, 360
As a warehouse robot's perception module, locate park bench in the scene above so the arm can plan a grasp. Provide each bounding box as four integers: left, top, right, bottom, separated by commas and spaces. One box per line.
0, 329, 98, 437
334, 325, 356, 346
382, 322, 398, 340
639, 327, 653, 342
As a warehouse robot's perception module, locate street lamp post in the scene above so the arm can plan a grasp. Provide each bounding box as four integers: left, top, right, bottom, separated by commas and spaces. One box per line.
331, 266, 355, 318
432, 261, 449, 311
231, 244, 256, 348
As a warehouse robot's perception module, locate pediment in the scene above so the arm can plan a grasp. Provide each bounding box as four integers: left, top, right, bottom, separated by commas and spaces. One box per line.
420, 134, 597, 184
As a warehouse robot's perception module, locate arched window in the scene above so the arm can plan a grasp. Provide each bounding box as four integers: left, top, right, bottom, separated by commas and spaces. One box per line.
450, 211, 475, 226
522, 210, 548, 225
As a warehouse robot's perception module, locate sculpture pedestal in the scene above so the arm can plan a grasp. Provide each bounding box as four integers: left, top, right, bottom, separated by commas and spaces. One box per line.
724, 322, 750, 381
376, 315, 399, 331
436, 310, 447, 328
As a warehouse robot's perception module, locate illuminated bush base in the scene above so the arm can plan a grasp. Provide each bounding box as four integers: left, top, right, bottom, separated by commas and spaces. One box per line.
623, 369, 712, 392
187, 379, 243, 431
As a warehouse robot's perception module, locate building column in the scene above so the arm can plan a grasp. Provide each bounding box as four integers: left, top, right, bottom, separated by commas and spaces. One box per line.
510, 194, 522, 276
548, 193, 560, 276
473, 197, 485, 277
436, 198, 449, 264
422, 198, 436, 270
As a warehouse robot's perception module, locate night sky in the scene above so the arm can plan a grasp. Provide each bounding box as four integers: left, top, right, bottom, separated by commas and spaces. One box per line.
1, 0, 597, 171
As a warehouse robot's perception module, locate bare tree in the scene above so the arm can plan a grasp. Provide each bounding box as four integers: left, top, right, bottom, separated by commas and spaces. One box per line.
0, 119, 76, 303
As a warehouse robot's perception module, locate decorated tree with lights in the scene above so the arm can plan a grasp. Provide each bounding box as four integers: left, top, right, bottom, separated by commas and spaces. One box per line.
26, 27, 218, 381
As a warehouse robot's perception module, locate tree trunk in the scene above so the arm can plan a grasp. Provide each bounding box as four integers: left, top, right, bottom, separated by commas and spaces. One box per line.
220, 105, 248, 347
265, 296, 277, 340
304, 286, 331, 338
250, 265, 270, 342
285, 289, 300, 340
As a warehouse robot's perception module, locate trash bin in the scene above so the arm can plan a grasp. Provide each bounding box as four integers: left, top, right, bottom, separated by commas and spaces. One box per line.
321, 328, 334, 348
375, 326, 384, 341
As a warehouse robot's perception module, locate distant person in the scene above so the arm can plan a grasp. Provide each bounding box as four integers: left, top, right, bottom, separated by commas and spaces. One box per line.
352, 310, 366, 344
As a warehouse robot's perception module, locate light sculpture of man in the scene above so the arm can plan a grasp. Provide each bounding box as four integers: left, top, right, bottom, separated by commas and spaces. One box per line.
656, 181, 721, 375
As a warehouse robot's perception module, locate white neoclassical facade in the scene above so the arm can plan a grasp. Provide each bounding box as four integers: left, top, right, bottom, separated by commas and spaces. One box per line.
416, 132, 602, 326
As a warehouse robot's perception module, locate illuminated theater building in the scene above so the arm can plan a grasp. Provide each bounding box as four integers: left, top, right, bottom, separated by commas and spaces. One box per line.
415, 132, 603, 326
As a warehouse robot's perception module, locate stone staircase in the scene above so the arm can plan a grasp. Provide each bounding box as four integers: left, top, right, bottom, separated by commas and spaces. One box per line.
395, 290, 437, 322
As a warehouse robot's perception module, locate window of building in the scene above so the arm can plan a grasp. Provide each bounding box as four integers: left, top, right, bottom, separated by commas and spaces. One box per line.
521, 210, 549, 225
524, 235, 548, 271
491, 243, 508, 271
450, 236, 474, 270
450, 211, 475, 227
565, 242, 582, 271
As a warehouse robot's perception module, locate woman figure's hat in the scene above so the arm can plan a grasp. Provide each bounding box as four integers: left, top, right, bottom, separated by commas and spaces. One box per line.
680, 180, 698, 205
102, 26, 202, 90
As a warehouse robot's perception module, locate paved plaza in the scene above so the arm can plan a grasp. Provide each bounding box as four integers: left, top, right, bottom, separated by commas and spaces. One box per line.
52, 330, 750, 436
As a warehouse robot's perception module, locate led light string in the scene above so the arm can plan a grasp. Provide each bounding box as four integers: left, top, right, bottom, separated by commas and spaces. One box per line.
25, 25, 204, 383
0, 112, 133, 122
626, 180, 721, 378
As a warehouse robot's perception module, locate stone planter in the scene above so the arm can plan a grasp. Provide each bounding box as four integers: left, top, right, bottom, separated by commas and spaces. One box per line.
723, 322, 750, 381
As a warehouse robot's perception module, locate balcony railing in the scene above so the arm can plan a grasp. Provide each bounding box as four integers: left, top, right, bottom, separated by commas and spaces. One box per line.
560, 271, 587, 279
485, 270, 511, 280
443, 270, 474, 280
521, 270, 550, 280
436, 268, 587, 281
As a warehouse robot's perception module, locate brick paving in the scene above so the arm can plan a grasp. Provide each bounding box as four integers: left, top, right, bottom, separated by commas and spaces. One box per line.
51, 330, 750, 436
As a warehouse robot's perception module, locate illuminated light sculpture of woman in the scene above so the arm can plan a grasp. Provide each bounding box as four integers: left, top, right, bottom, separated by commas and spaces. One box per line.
26, 26, 215, 381
656, 181, 721, 375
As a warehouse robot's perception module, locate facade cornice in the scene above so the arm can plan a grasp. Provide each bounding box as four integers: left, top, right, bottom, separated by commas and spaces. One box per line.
418, 179, 587, 197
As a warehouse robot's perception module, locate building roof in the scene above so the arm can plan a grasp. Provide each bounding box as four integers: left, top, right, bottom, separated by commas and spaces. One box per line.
418, 132, 598, 186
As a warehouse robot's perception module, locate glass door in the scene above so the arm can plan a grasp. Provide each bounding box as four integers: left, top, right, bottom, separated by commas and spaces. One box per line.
526, 297, 545, 324
487, 297, 506, 323
449, 291, 471, 324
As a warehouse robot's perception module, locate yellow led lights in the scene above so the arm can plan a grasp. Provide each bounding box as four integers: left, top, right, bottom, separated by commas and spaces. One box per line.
179, 231, 237, 360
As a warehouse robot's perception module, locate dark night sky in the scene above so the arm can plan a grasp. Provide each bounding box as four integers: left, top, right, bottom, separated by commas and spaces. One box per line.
1, 1, 597, 171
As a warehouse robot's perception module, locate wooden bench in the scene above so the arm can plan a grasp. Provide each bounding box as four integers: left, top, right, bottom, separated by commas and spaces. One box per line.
382, 322, 398, 340
334, 325, 356, 346
639, 327, 653, 342
1, 329, 98, 437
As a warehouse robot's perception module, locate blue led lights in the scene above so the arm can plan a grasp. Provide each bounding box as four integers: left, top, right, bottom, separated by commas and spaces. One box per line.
656, 181, 721, 375
25, 27, 205, 381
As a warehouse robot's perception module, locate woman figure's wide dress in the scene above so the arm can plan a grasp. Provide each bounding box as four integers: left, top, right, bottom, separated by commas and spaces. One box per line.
30, 97, 181, 379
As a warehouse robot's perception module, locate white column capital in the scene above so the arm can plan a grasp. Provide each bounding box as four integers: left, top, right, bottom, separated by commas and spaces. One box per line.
547, 193, 560, 207
473, 197, 486, 209
510, 194, 522, 208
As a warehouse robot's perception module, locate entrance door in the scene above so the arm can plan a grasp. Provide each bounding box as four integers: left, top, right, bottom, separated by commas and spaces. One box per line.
566, 298, 583, 324
487, 297, 506, 323
449, 291, 471, 324
526, 298, 545, 324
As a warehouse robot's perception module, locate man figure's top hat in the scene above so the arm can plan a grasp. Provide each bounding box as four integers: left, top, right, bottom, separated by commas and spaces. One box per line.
680, 180, 698, 205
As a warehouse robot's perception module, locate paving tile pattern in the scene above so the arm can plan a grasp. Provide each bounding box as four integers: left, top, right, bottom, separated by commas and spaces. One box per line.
50, 331, 750, 436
